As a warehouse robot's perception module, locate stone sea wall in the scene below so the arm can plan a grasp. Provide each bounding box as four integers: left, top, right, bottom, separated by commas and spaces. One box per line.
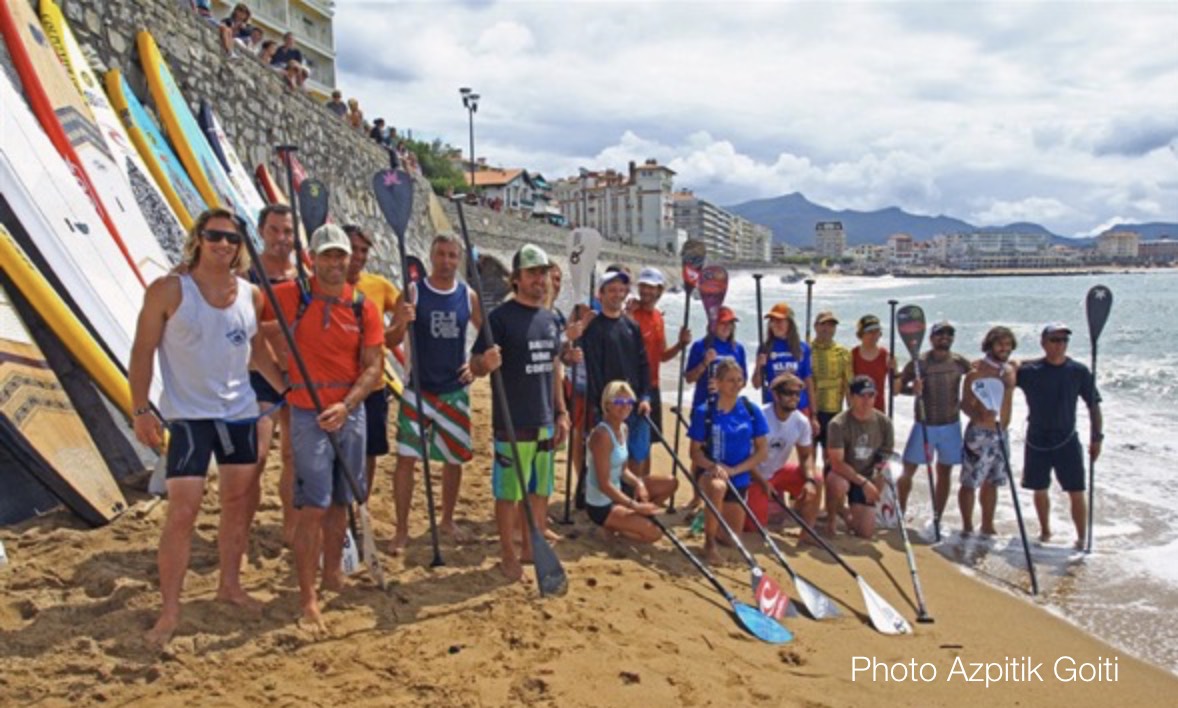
3, 0, 677, 286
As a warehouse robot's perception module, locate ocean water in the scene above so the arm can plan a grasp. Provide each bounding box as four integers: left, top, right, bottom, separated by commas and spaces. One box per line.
655, 270, 1178, 674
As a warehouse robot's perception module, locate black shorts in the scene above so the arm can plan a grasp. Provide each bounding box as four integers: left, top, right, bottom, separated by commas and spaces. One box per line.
814, 410, 837, 450
1022, 433, 1085, 492
648, 388, 663, 433
250, 371, 284, 404
587, 503, 613, 526
847, 472, 876, 507
166, 419, 258, 478
724, 483, 747, 504
363, 388, 390, 457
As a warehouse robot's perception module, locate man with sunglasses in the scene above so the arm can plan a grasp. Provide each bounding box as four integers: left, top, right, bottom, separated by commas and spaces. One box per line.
260, 224, 384, 630
897, 320, 971, 526
130, 208, 287, 649
1016, 323, 1103, 549
746, 373, 821, 542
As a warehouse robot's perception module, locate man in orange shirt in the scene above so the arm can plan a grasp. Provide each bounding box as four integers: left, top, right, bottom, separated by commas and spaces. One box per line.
261, 224, 383, 630
627, 267, 690, 477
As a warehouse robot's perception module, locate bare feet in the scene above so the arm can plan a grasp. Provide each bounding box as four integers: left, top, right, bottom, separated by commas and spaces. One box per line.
703, 544, 723, 566
389, 533, 408, 556
442, 522, 472, 544
498, 557, 524, 582
797, 530, 822, 547
1039, 531, 1052, 543
144, 611, 179, 650
1073, 538, 1086, 551
297, 611, 329, 638
961, 527, 974, 538
980, 525, 997, 536
320, 571, 344, 593
543, 528, 561, 543
215, 587, 264, 616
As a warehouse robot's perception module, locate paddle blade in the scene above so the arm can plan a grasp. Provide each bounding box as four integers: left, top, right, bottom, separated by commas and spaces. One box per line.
568, 227, 603, 303
732, 601, 793, 644
530, 526, 568, 597
357, 504, 386, 589
858, 575, 911, 635
698, 265, 729, 330
298, 178, 330, 233
793, 575, 841, 620
971, 377, 1006, 415
681, 239, 707, 293
753, 572, 791, 619
372, 169, 415, 239
896, 304, 926, 358
1086, 285, 1112, 346
405, 255, 427, 284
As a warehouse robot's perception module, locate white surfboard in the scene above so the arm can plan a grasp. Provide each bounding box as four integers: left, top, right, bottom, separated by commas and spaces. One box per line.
198, 101, 268, 226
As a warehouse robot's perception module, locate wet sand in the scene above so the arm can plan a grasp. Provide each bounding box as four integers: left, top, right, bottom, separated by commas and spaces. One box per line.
1, 379, 1175, 706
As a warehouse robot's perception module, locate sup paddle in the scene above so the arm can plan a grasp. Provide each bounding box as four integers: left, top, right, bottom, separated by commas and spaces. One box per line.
887, 299, 898, 419
721, 473, 840, 620
276, 146, 311, 283
373, 169, 444, 568
647, 513, 792, 644
880, 456, 934, 623
803, 278, 815, 343
697, 265, 729, 331
1084, 285, 1112, 553
765, 484, 912, 634
896, 304, 941, 542
239, 221, 385, 590
297, 178, 330, 234
753, 273, 765, 399
454, 199, 567, 597
669, 239, 706, 513
972, 377, 1039, 594
561, 228, 603, 524
645, 417, 795, 620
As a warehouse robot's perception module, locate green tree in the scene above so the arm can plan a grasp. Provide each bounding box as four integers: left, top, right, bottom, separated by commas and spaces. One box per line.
406, 138, 475, 196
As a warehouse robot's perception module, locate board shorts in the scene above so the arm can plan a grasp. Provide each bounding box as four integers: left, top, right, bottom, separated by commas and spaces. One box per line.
743, 463, 819, 530
626, 411, 652, 463
395, 388, 473, 464
289, 405, 367, 509
848, 470, 878, 507
1022, 431, 1085, 492
249, 370, 284, 405
166, 419, 257, 478
363, 388, 390, 457
587, 503, 613, 526
492, 426, 555, 502
903, 421, 963, 466
960, 425, 1009, 489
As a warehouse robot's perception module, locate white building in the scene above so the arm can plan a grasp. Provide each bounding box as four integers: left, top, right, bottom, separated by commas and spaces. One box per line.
1097, 231, 1140, 260
213, 0, 337, 98
946, 232, 1052, 268
887, 233, 916, 264
553, 160, 678, 251
815, 221, 846, 259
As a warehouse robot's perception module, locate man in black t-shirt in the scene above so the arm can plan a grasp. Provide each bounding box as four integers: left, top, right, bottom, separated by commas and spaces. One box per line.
471, 244, 569, 582
1015, 322, 1103, 550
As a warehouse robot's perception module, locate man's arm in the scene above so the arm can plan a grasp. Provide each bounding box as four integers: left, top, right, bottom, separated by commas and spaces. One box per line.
129, 277, 179, 448
384, 288, 414, 349
1087, 403, 1103, 461
661, 325, 691, 363
250, 287, 287, 394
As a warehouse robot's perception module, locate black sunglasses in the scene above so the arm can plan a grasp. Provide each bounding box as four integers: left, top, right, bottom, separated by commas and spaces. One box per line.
773, 385, 802, 397
202, 228, 243, 245
1047, 336, 1070, 343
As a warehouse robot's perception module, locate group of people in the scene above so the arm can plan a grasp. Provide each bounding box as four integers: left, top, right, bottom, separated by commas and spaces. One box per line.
196, 2, 311, 88
130, 210, 1103, 646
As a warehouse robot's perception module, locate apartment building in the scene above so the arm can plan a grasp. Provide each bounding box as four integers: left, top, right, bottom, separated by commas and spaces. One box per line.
213, 0, 336, 98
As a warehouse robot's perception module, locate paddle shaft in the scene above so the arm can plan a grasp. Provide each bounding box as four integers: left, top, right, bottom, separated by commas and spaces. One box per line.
753, 273, 764, 396
648, 513, 738, 605
803, 279, 815, 343
561, 358, 578, 524
883, 475, 933, 621
994, 425, 1039, 594
1087, 341, 1099, 553
277, 146, 309, 287
911, 356, 942, 542
887, 300, 898, 419
668, 286, 693, 511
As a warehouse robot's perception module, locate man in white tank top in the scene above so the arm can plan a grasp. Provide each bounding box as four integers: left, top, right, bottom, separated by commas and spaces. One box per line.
129, 208, 287, 650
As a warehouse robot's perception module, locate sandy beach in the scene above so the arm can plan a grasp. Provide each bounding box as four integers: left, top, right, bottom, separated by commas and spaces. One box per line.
1, 379, 1174, 707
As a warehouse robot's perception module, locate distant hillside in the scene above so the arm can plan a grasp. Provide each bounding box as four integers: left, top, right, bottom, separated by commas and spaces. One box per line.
725, 193, 1176, 248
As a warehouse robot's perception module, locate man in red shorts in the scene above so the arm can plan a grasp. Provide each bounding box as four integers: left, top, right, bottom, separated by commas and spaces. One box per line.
746, 373, 821, 542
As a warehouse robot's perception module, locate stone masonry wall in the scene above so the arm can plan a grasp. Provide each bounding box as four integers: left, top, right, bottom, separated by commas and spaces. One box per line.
6, 0, 677, 289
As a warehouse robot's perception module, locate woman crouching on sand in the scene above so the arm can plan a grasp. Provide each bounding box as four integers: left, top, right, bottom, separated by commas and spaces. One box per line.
688, 359, 769, 564
584, 381, 676, 542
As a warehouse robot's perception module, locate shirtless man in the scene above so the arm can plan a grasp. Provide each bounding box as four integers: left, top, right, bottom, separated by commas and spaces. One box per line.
960, 327, 1018, 536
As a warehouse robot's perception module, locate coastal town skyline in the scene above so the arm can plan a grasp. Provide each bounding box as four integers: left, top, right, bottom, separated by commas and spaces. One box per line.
334, 0, 1178, 239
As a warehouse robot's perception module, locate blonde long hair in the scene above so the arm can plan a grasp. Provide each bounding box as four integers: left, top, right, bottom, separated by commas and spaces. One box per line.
182, 208, 250, 273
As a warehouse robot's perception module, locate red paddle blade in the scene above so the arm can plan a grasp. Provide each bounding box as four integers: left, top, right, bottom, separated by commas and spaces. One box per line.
754, 574, 790, 620
896, 304, 926, 358
698, 265, 729, 330
681, 239, 707, 292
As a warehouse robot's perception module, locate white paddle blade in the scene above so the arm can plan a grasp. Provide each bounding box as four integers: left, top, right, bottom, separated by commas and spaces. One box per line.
971, 377, 1005, 414
358, 504, 386, 589
341, 527, 362, 576
794, 576, 841, 620
568, 227, 603, 303
858, 576, 912, 635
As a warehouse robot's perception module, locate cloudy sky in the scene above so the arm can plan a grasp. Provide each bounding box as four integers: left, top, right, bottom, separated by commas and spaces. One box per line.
333, 1, 1178, 237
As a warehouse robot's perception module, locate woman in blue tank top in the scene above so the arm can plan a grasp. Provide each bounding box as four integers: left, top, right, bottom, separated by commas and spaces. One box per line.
585, 381, 677, 542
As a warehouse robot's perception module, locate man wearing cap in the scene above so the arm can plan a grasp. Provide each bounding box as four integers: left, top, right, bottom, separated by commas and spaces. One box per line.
386, 233, 483, 553
627, 267, 691, 477
810, 311, 853, 466
260, 224, 384, 629
470, 244, 569, 581
852, 314, 893, 413
583, 267, 653, 474
897, 320, 971, 525
824, 375, 895, 538
747, 373, 821, 541
343, 225, 402, 500
1016, 323, 1102, 549
960, 326, 1019, 536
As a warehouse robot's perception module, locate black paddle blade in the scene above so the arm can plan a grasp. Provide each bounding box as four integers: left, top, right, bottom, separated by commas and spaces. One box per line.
1086, 285, 1112, 346
372, 169, 415, 239
405, 255, 427, 283
530, 526, 568, 597
681, 239, 707, 293
297, 178, 330, 234
896, 304, 926, 358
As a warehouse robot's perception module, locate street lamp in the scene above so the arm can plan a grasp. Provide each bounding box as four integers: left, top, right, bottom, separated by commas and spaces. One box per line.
459, 87, 479, 201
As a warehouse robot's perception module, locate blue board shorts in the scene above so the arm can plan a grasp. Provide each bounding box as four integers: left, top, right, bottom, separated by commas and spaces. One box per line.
290, 405, 367, 509
903, 421, 963, 466
492, 426, 555, 502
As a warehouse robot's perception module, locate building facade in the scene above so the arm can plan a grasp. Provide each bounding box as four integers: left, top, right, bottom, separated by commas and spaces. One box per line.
552, 160, 679, 252
1097, 230, 1140, 260
213, 0, 336, 98
815, 221, 846, 259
